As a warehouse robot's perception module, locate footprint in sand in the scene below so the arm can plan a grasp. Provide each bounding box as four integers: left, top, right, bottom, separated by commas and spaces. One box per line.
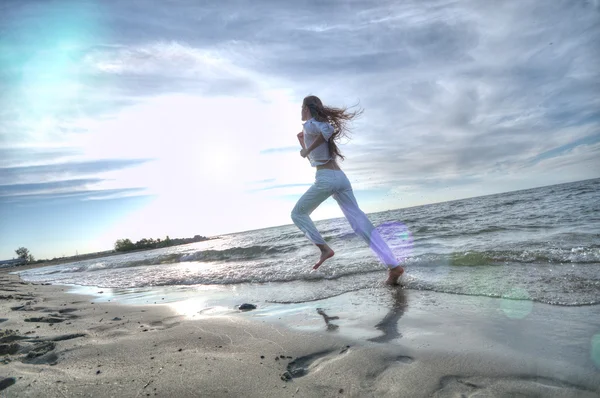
20, 341, 57, 365
24, 316, 66, 324
0, 377, 16, 392
282, 346, 361, 380
1, 328, 86, 367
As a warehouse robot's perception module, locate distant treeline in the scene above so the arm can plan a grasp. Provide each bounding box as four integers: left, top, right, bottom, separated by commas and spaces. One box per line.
114, 235, 210, 252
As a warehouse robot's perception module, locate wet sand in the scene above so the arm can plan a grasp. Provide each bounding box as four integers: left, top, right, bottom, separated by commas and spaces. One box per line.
1, 270, 599, 397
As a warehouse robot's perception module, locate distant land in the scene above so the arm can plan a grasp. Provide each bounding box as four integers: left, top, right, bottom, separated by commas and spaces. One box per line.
114, 234, 212, 252
1, 234, 218, 269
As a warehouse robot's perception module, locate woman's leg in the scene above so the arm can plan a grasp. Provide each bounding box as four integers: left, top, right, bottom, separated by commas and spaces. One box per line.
333, 179, 404, 284
291, 182, 335, 269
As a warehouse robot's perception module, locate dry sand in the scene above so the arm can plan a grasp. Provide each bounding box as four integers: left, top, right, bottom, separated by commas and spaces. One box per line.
1, 270, 599, 397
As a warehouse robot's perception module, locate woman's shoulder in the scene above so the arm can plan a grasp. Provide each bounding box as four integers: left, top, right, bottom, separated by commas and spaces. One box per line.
314, 119, 334, 132
304, 119, 333, 134
312, 119, 332, 128
304, 118, 320, 129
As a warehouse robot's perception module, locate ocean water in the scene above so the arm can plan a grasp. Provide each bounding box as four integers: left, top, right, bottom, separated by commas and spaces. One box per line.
16, 178, 600, 307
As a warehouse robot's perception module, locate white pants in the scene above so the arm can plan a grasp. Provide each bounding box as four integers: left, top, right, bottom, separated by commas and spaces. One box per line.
291, 169, 400, 269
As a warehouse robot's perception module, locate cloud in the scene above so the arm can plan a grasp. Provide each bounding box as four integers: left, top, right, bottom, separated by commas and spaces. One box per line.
0, 178, 104, 197
0, 188, 148, 205
0, 159, 152, 185
247, 183, 312, 193
259, 146, 298, 155
0, 147, 80, 168
1, 0, 599, 220
78, 41, 264, 98
527, 132, 600, 165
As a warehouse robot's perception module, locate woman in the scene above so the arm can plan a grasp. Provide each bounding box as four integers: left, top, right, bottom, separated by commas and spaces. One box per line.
291, 95, 404, 285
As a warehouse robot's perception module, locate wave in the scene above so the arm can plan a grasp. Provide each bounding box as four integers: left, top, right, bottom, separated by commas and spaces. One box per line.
179, 245, 298, 261
16, 244, 301, 275
19, 245, 600, 279
499, 199, 528, 206
262, 271, 600, 307
146, 267, 383, 288
17, 253, 600, 307
405, 247, 600, 266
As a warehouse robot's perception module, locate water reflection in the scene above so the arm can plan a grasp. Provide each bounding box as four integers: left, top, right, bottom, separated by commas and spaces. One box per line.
313, 286, 408, 342
316, 308, 340, 331
368, 287, 408, 343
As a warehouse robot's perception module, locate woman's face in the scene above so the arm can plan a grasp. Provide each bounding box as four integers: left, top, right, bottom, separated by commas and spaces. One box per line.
301, 104, 310, 121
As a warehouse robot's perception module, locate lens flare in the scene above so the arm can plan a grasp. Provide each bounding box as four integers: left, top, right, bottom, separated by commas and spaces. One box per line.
3, 1, 105, 142
372, 222, 414, 264
500, 287, 533, 319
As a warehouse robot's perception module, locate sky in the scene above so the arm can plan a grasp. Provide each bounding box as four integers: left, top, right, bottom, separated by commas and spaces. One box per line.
1, 0, 599, 260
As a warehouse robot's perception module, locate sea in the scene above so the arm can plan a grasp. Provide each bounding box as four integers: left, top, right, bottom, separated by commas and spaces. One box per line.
15, 178, 600, 310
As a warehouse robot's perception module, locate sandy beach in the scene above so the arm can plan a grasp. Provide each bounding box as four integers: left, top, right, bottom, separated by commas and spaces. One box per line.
1, 267, 599, 398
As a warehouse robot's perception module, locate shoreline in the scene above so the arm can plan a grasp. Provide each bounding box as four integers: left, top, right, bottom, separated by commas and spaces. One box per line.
1, 270, 599, 397
3, 237, 221, 269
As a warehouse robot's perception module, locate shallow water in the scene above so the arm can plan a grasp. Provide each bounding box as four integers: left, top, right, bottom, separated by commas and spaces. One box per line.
16, 178, 600, 306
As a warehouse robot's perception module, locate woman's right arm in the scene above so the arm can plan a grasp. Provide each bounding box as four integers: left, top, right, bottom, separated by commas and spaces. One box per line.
297, 132, 306, 149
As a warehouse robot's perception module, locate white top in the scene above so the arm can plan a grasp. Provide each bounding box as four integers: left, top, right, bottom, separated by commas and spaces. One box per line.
302, 118, 335, 167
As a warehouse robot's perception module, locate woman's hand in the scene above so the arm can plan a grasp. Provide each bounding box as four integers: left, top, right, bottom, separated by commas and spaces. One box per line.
297, 131, 306, 150
300, 148, 309, 158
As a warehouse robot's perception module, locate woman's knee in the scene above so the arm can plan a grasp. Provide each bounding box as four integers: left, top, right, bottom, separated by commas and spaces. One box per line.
291, 206, 304, 223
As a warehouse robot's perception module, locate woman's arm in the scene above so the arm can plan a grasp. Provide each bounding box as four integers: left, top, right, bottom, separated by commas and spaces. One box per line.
300, 134, 326, 158
297, 132, 306, 149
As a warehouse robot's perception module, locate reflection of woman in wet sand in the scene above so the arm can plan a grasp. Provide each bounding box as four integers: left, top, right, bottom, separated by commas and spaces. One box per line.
315, 288, 408, 341
368, 288, 408, 343
292, 95, 404, 285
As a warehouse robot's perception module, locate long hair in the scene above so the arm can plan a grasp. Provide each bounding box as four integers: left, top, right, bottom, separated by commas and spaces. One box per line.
303, 95, 362, 161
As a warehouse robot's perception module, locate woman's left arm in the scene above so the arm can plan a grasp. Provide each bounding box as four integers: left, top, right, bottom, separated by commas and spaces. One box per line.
297, 132, 306, 149
300, 134, 326, 158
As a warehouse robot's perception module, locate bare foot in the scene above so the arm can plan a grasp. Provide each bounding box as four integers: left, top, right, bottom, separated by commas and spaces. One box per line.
313, 245, 335, 270
385, 265, 405, 285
